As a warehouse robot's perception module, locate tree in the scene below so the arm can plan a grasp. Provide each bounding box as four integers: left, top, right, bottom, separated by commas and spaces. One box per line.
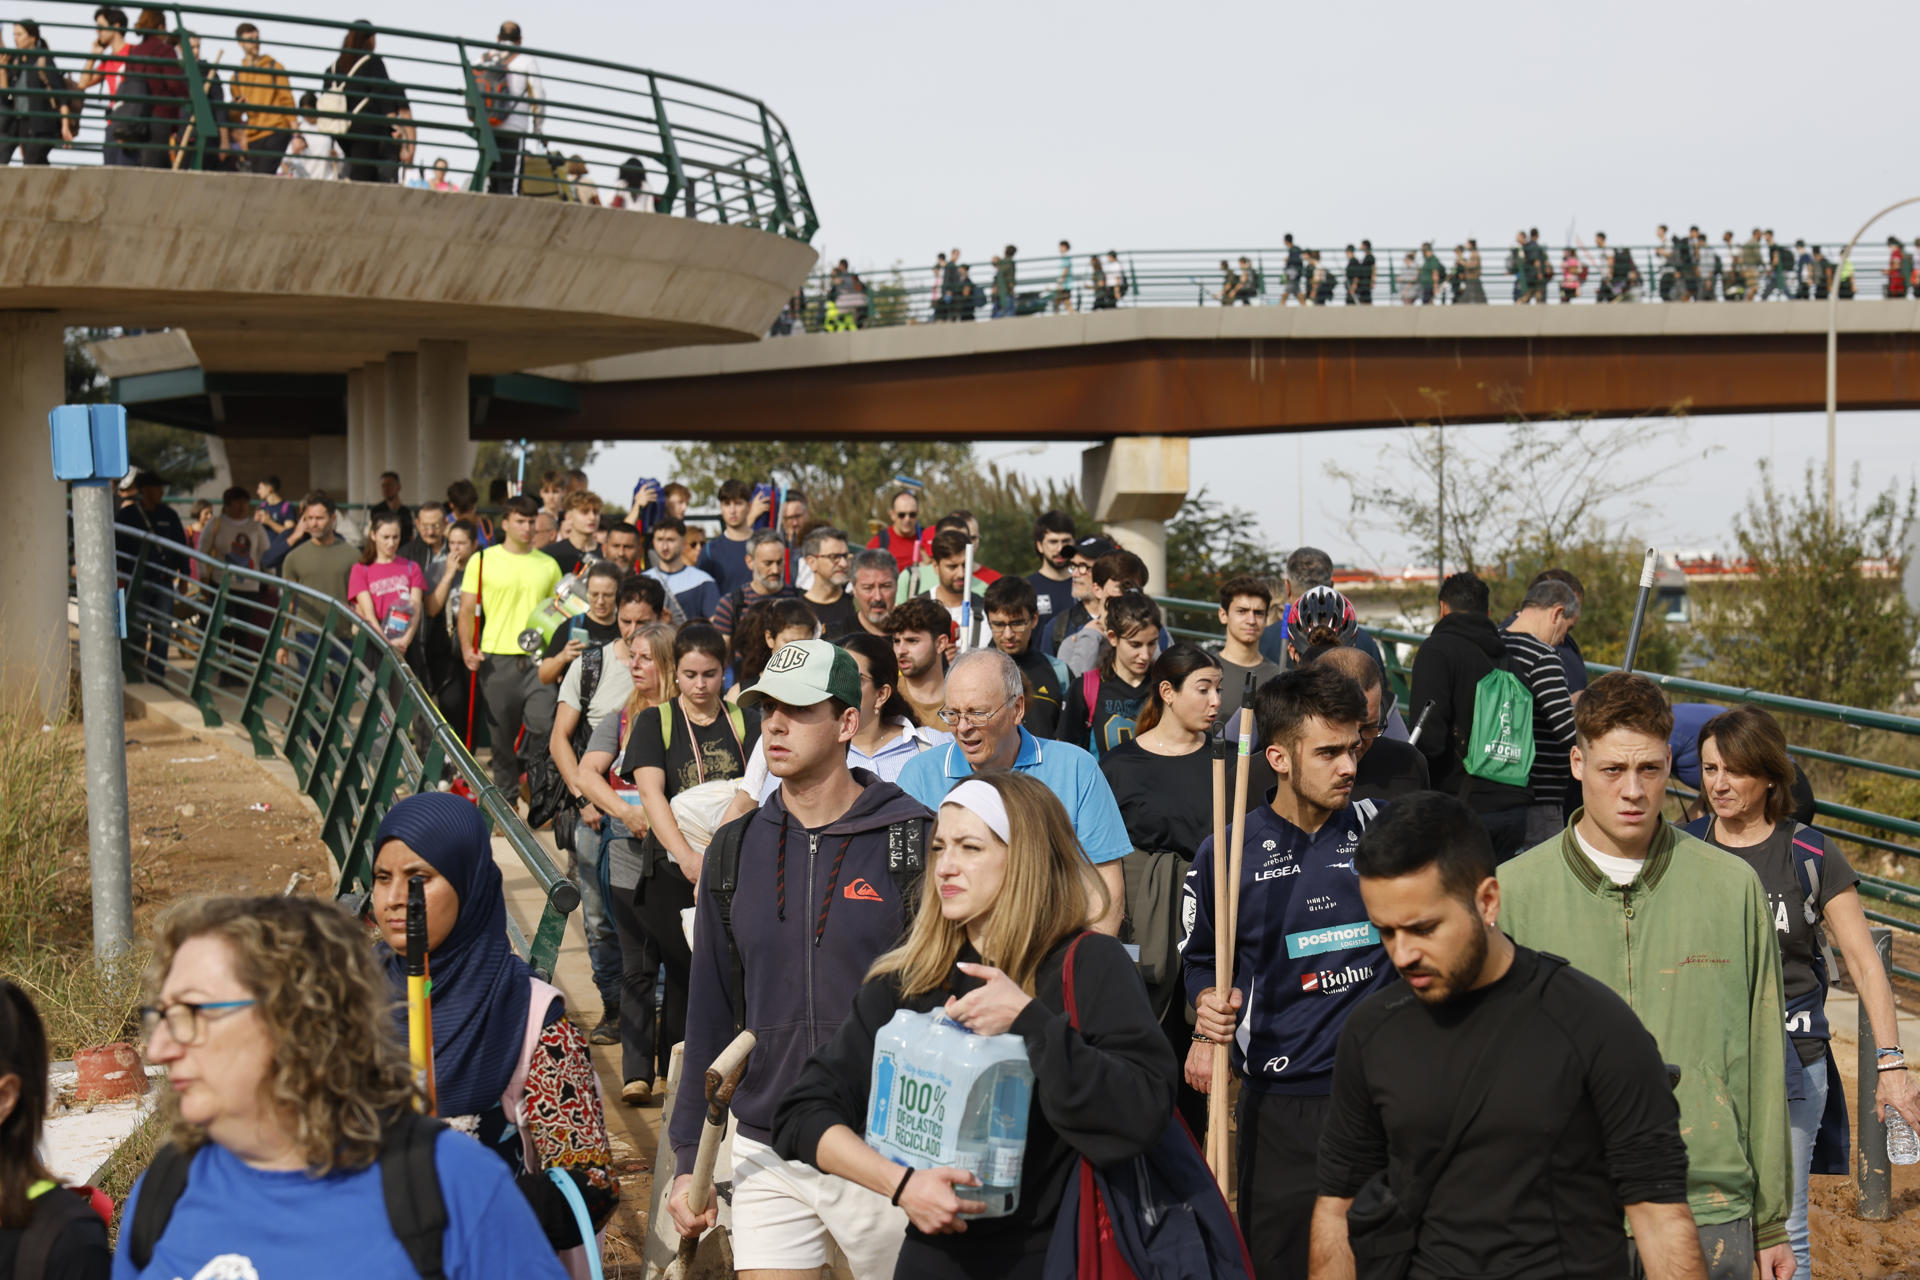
665, 439, 975, 536
917, 465, 1089, 578
1694, 462, 1918, 716
1163, 487, 1280, 602
1325, 410, 1704, 575
472, 440, 598, 494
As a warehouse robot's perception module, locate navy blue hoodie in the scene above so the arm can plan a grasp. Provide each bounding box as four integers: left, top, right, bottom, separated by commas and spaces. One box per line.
670, 771, 934, 1169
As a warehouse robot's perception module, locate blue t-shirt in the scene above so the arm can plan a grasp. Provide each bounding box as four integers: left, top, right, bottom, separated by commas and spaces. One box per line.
645, 564, 720, 621
696, 533, 753, 599
112, 1131, 568, 1280
894, 726, 1131, 865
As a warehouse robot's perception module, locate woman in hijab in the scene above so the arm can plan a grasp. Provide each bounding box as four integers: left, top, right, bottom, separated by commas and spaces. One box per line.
370, 792, 618, 1276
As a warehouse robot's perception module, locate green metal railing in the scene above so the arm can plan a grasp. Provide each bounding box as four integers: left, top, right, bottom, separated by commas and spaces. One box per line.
98, 526, 577, 977
791, 240, 1906, 331
1153, 596, 1920, 975
4, 3, 816, 238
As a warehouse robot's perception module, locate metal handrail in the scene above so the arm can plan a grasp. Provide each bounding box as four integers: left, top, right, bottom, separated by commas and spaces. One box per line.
95, 525, 578, 977
789, 239, 1915, 330
1, 2, 814, 239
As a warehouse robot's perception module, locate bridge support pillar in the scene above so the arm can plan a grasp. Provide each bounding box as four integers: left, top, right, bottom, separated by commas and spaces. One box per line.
416, 340, 472, 493
346, 361, 387, 506
1081, 436, 1190, 595
383, 351, 419, 490
0, 312, 71, 716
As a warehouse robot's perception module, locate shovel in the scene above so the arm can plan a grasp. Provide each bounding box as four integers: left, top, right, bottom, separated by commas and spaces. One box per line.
665, 1030, 757, 1280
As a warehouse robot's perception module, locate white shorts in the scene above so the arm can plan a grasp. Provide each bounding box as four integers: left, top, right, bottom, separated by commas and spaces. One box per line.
729, 1133, 909, 1276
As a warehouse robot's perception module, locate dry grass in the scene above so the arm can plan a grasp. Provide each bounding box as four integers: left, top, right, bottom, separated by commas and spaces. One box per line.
0, 695, 145, 1056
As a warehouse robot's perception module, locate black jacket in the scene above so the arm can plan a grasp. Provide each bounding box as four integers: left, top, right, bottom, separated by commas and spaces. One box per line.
1408, 610, 1529, 813
774, 931, 1177, 1255
670, 774, 934, 1169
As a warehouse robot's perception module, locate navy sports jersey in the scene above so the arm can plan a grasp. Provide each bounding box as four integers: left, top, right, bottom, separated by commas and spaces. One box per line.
1181, 798, 1392, 1095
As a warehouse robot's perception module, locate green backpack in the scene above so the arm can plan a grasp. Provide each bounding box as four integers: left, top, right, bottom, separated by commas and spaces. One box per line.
1463, 665, 1535, 787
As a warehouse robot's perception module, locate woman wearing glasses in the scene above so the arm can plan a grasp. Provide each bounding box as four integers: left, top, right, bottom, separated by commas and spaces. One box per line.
119, 895, 565, 1278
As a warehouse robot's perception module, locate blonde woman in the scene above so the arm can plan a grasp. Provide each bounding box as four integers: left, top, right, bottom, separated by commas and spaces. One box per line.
120, 896, 564, 1278
575, 622, 676, 1104
772, 771, 1176, 1278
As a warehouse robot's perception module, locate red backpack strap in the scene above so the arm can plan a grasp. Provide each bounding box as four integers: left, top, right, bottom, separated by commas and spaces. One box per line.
1061, 932, 1089, 1029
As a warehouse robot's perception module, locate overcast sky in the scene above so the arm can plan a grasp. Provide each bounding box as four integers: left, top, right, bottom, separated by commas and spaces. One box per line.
225, 0, 1920, 566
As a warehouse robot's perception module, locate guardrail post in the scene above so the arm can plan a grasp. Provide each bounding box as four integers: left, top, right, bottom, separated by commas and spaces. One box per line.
783, 142, 819, 241
758, 107, 793, 238
711, 172, 728, 224
185, 574, 231, 727
648, 75, 684, 215
310, 627, 370, 813
455, 41, 502, 193
1857, 925, 1895, 1220
170, 12, 216, 171
237, 597, 289, 759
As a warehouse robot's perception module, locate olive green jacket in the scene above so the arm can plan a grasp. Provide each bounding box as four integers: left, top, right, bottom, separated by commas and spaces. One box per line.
1497, 814, 1791, 1249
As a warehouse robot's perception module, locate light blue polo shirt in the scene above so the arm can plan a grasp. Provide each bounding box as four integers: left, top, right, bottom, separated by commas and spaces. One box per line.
895, 726, 1132, 864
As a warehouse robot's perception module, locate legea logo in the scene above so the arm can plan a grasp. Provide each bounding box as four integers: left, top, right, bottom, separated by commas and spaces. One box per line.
1285, 920, 1379, 958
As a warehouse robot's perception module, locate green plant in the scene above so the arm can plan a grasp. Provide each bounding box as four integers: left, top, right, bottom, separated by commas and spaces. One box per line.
472, 440, 599, 492
1694, 462, 1918, 720
0, 701, 87, 954
1163, 487, 1281, 602
665, 439, 976, 537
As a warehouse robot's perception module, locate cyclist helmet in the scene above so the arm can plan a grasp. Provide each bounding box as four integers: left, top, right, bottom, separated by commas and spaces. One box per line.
1294, 585, 1353, 648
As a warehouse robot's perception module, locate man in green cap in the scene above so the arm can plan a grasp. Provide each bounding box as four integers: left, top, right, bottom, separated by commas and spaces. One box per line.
666, 639, 934, 1276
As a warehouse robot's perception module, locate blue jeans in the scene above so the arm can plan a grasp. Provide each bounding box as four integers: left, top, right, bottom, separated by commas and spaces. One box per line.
575, 810, 628, 1011
1787, 1053, 1829, 1280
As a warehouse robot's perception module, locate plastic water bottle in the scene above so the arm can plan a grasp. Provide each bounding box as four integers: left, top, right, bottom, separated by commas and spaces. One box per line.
866, 1009, 1034, 1217
1888, 1109, 1919, 1165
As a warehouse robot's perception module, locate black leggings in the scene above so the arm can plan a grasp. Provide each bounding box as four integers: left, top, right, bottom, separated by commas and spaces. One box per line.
606, 868, 663, 1085
635, 860, 695, 1066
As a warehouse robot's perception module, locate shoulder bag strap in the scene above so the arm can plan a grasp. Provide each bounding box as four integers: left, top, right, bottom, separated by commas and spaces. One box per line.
128, 1141, 191, 1268
17, 1185, 96, 1280
380, 1111, 449, 1280
1400, 955, 1564, 1223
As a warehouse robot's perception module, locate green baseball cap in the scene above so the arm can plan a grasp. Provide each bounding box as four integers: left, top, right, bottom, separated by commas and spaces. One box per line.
738, 639, 862, 711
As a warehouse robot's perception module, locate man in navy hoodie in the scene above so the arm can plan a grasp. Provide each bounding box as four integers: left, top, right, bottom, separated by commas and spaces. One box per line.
1182, 665, 1392, 1280
666, 639, 934, 1276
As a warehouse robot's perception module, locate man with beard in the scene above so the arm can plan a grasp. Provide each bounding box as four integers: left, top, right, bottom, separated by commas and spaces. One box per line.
846, 549, 898, 639
1026, 509, 1077, 629
798, 525, 857, 637
1309, 792, 1703, 1280
1182, 666, 1391, 1280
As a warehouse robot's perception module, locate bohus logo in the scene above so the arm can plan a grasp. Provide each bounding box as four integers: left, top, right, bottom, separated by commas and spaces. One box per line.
1285, 920, 1379, 958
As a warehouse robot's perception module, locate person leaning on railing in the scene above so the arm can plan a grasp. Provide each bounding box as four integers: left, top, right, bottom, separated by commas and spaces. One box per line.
1, 19, 76, 165
324, 20, 413, 183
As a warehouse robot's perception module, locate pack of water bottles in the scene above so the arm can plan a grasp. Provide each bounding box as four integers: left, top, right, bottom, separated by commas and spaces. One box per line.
866, 1008, 1034, 1217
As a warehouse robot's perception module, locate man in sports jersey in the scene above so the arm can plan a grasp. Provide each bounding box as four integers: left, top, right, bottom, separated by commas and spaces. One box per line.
1182, 665, 1391, 1280
667, 641, 933, 1276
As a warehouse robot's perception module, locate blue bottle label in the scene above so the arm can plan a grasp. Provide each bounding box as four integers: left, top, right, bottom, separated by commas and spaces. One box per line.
869, 1052, 895, 1140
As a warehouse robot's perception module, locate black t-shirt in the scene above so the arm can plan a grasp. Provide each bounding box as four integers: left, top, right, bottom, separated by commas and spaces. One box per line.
1100, 738, 1267, 859
1027, 570, 1076, 629
0, 1194, 110, 1280
1213, 653, 1281, 724
805, 591, 859, 640
1010, 645, 1065, 738
616, 699, 758, 797
1353, 738, 1430, 805
540, 613, 620, 660
546, 540, 593, 577
1700, 819, 1857, 1065
1057, 669, 1147, 758
1318, 946, 1690, 1280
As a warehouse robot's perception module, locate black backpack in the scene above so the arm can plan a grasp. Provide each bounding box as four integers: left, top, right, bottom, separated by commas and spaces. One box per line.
703, 811, 929, 1035
15, 1185, 103, 1280
536, 644, 606, 851
109, 72, 151, 143
128, 1112, 450, 1278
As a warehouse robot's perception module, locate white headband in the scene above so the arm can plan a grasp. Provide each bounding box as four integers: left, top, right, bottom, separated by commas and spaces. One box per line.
942, 778, 1011, 844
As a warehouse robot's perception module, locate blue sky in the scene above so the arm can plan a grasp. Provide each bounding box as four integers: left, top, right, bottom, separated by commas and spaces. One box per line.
216, 0, 1919, 565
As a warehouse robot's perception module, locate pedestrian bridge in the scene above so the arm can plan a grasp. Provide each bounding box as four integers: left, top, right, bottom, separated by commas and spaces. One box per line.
510, 299, 1920, 442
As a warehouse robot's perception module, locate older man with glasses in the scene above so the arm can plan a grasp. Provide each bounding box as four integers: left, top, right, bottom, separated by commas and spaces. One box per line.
894, 648, 1129, 933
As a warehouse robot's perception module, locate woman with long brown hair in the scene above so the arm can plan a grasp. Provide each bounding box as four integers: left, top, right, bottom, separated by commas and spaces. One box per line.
575, 621, 677, 1104
773, 770, 1175, 1278
0, 980, 108, 1278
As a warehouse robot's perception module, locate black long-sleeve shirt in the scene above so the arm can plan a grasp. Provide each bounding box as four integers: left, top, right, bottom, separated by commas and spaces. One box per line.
773, 932, 1177, 1258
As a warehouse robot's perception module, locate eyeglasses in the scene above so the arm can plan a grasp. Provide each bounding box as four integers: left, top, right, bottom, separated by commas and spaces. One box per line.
139, 999, 256, 1046
812, 550, 851, 563
1066, 563, 1092, 575
893, 509, 918, 521
987, 618, 1033, 632
937, 696, 1014, 729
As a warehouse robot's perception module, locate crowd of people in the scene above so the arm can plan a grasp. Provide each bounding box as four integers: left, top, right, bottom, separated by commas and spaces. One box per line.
14, 467, 1912, 1279
782, 226, 1912, 333
0, 10, 659, 201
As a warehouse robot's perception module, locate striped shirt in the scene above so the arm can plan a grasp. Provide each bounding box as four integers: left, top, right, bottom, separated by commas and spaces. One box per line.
1501, 628, 1577, 804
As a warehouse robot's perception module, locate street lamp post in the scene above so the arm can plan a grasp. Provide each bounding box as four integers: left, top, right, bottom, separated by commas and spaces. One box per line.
1826, 196, 1920, 525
